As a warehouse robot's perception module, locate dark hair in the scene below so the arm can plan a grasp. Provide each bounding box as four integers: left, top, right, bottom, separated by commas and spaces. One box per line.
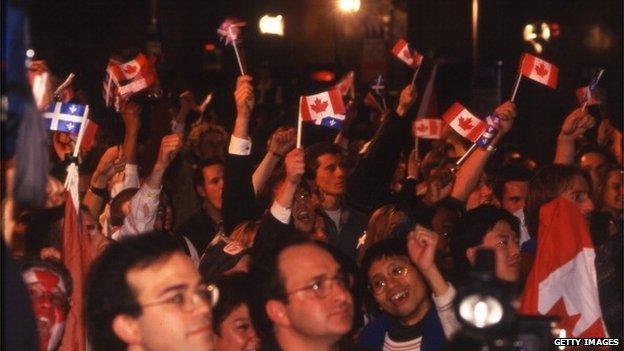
525, 164, 592, 237
192, 158, 225, 190
449, 205, 519, 282
304, 142, 342, 180
492, 164, 533, 201
109, 187, 139, 227
20, 206, 64, 259
21, 258, 74, 306
593, 163, 622, 211
212, 272, 252, 335
85, 231, 185, 351
247, 235, 319, 342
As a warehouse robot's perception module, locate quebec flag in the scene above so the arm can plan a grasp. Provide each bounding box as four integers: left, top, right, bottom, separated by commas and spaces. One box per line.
43, 102, 88, 134
299, 89, 346, 130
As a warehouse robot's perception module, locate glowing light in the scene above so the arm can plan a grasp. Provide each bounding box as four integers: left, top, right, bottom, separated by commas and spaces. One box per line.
259, 15, 284, 36
26, 49, 35, 58
338, 0, 360, 13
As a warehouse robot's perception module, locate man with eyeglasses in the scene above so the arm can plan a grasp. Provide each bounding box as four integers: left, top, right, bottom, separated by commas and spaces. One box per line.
358, 229, 461, 351
248, 236, 355, 351
85, 231, 219, 351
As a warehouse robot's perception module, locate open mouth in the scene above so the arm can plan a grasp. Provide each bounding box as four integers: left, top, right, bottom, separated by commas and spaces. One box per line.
186, 325, 212, 338
389, 289, 409, 305
36, 316, 51, 336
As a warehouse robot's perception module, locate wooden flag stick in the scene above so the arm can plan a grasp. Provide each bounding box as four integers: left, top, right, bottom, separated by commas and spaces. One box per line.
410, 64, 422, 86
510, 73, 522, 102
414, 135, 420, 161
296, 98, 303, 149
228, 26, 246, 75
455, 142, 478, 168
581, 69, 604, 111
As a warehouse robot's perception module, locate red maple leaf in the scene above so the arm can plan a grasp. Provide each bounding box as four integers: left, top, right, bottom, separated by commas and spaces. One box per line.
416, 124, 427, 132
458, 116, 474, 130
123, 64, 138, 74
310, 98, 328, 114
534, 63, 549, 77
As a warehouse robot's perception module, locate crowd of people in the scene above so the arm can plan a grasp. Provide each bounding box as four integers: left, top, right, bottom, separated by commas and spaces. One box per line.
2, 41, 622, 351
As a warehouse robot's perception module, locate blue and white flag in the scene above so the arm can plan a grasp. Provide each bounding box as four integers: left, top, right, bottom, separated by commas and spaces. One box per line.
43, 102, 88, 134
369, 74, 386, 100
475, 114, 500, 147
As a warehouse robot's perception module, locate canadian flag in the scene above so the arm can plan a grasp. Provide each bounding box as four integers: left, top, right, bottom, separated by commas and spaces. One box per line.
519, 53, 558, 89
441, 103, 486, 142
299, 89, 346, 130
575, 86, 599, 107
413, 119, 443, 139
519, 197, 608, 338
392, 39, 423, 69
334, 71, 355, 98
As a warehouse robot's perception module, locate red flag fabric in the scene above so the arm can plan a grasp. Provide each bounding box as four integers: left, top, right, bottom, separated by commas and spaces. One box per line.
334, 71, 355, 98
441, 103, 486, 142
391, 39, 423, 69
519, 197, 608, 338
519, 53, 558, 89
575, 86, 599, 107
413, 119, 443, 139
79, 120, 98, 154
59, 196, 88, 351
102, 54, 157, 111
299, 89, 346, 123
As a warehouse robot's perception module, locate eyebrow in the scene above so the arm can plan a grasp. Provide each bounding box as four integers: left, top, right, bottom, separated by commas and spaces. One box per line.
157, 283, 188, 298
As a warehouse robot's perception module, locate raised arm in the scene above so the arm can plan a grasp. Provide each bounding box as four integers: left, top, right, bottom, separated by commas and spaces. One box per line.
554, 108, 595, 165
252, 127, 295, 195
450, 101, 516, 202
82, 146, 122, 219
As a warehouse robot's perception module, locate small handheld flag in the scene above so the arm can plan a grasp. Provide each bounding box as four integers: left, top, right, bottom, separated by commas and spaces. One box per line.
475, 114, 501, 147
414, 119, 443, 139
334, 71, 355, 99
297, 89, 346, 148
519, 53, 559, 88
576, 69, 604, 110
43, 102, 89, 134
369, 74, 387, 110
392, 39, 423, 69
442, 102, 487, 143
218, 18, 247, 75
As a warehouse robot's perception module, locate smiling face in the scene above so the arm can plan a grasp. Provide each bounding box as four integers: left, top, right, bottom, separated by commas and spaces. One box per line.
124, 253, 215, 351
367, 256, 430, 325
23, 267, 69, 351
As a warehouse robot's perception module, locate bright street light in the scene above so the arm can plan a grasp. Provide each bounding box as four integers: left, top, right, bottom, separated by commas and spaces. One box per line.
259, 15, 284, 36
338, 0, 360, 13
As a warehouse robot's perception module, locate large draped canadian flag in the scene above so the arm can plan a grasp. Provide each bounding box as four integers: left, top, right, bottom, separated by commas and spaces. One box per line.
519, 197, 608, 338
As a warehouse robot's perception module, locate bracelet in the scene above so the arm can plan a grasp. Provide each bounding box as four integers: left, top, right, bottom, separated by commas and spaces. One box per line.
271, 151, 284, 159
89, 185, 109, 199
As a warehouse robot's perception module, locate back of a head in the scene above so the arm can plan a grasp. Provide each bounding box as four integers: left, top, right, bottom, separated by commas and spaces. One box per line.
85, 231, 184, 351
450, 205, 519, 283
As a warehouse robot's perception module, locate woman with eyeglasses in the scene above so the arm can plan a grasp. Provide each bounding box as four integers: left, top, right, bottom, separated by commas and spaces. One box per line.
212, 272, 260, 351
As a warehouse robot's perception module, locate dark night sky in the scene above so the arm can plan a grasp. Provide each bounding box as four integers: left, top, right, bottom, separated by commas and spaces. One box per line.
24, 0, 622, 164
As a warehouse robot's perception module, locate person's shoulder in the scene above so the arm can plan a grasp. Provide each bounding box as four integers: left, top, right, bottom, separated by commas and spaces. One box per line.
357, 313, 391, 349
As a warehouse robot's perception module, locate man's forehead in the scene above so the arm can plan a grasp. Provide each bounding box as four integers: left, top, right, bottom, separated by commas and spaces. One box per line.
278, 244, 338, 282
317, 153, 341, 165
127, 253, 199, 298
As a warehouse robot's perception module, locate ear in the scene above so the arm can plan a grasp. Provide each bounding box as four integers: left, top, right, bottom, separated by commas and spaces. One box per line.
466, 247, 477, 266
112, 314, 142, 346
266, 300, 290, 328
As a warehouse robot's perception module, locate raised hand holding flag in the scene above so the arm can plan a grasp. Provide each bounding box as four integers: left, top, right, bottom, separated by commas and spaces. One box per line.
576, 69, 604, 111
218, 18, 247, 75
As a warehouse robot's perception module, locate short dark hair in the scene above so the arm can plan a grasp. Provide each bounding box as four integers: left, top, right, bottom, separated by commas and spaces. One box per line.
247, 235, 320, 342
304, 142, 342, 180
85, 231, 185, 351
192, 158, 225, 190
492, 164, 533, 201
449, 205, 520, 282
109, 187, 139, 227
525, 164, 592, 236
212, 272, 252, 335
21, 258, 74, 307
